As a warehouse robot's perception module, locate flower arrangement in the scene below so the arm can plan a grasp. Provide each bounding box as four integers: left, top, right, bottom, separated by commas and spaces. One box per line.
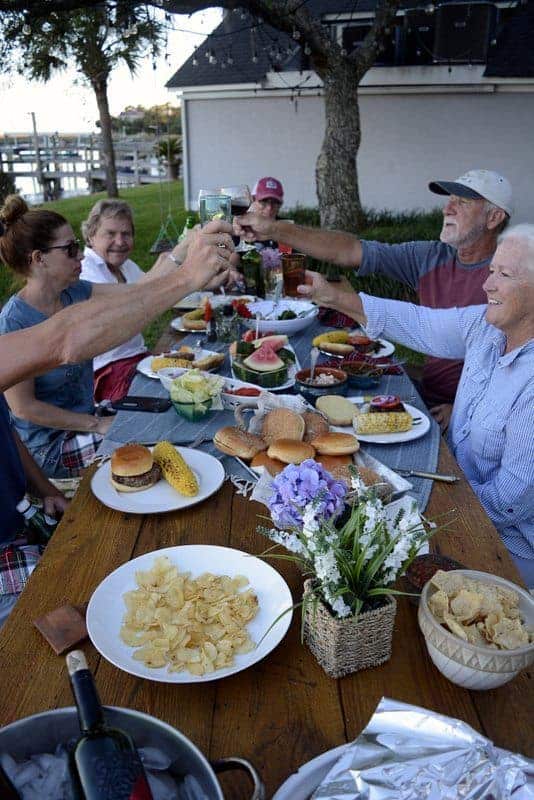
260, 247, 282, 272
260, 460, 434, 619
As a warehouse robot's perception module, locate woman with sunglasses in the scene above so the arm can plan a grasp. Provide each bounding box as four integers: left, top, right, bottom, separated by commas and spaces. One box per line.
0, 195, 116, 478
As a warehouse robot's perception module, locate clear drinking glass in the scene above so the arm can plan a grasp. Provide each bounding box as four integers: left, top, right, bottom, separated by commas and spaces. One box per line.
198, 191, 231, 227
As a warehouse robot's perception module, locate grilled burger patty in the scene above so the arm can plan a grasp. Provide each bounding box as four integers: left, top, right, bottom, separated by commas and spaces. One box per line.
111, 463, 161, 488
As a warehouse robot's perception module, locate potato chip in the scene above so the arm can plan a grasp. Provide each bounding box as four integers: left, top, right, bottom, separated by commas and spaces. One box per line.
428, 571, 531, 651
120, 556, 259, 676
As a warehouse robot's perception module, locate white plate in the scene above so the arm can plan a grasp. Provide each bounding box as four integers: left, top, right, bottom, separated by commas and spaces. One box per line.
231, 345, 300, 392
319, 338, 394, 359
170, 315, 207, 334
334, 401, 431, 444
370, 338, 395, 358
86, 544, 293, 683
173, 291, 213, 310
138, 350, 222, 381
90, 447, 225, 513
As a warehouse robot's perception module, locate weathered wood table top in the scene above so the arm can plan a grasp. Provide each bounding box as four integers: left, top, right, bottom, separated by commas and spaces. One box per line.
0, 329, 532, 798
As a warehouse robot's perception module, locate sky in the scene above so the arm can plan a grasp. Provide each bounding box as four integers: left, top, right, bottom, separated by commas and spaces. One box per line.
0, 8, 222, 135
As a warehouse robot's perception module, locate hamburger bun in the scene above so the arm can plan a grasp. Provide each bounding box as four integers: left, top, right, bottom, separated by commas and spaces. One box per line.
315, 395, 357, 426
267, 439, 315, 465
302, 410, 330, 443
261, 408, 305, 445
319, 342, 355, 356
213, 427, 267, 460
110, 444, 161, 493
311, 432, 360, 455
315, 454, 353, 486
250, 451, 286, 476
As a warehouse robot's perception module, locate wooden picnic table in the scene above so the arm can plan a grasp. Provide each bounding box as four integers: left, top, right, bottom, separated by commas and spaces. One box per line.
0, 327, 532, 798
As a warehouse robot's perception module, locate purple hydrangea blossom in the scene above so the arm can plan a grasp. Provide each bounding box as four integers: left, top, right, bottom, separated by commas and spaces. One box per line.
260, 247, 282, 271
268, 459, 347, 530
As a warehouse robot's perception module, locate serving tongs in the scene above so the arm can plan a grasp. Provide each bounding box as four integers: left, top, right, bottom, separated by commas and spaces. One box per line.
396, 468, 460, 483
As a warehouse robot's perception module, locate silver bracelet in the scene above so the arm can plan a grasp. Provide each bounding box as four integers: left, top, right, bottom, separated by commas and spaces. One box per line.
166, 253, 182, 266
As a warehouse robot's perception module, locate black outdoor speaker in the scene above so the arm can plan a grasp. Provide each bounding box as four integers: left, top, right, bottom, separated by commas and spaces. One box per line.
403, 10, 435, 64
434, 3, 496, 63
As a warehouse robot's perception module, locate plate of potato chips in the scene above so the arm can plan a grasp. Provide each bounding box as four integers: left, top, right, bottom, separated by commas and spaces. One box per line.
86, 545, 294, 682
91, 446, 225, 513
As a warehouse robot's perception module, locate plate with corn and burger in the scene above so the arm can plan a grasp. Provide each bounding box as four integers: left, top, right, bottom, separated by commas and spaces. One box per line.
90, 441, 225, 513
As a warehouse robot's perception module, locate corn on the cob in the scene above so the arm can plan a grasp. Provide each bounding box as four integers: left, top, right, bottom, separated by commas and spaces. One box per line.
353, 411, 413, 435
312, 330, 350, 347
151, 357, 193, 372
153, 441, 199, 496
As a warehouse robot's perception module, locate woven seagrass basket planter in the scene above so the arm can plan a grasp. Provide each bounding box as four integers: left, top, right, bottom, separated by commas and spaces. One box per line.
303, 579, 397, 678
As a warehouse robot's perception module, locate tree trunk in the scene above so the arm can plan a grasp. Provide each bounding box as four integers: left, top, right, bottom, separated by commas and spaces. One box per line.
92, 77, 118, 198
315, 59, 364, 233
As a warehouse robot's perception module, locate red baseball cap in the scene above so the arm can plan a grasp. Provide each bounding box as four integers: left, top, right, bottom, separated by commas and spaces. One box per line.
252, 177, 284, 203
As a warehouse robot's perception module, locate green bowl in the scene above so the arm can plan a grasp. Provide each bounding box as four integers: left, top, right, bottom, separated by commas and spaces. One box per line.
171, 398, 212, 421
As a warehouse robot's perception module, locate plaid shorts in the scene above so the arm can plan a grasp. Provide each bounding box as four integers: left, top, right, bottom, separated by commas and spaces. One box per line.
60, 431, 102, 476
0, 541, 43, 596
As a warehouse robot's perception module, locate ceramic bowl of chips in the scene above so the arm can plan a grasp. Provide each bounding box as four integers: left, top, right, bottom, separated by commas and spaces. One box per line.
418, 569, 534, 690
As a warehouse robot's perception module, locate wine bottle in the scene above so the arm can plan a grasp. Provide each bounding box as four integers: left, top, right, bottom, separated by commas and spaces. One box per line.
16, 496, 58, 545
0, 762, 21, 800
178, 215, 196, 242
66, 650, 153, 800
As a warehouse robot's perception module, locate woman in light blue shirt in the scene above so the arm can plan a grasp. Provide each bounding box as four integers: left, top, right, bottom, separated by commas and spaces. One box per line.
298, 225, 534, 587
0, 196, 115, 477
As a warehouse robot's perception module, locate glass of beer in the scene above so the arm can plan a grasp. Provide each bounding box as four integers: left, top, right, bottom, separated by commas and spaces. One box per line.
282, 253, 306, 297
198, 192, 231, 227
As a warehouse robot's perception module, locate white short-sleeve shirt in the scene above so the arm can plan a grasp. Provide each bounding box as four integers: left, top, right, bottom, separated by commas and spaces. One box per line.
80, 247, 146, 371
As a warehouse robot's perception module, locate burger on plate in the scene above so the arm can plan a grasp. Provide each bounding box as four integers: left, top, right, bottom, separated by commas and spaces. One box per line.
110, 444, 161, 492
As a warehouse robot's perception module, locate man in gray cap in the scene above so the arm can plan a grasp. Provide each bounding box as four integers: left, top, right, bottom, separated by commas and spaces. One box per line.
235, 169, 512, 432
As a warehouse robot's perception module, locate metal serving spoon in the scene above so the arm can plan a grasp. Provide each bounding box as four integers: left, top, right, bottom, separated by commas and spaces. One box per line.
309, 346, 319, 382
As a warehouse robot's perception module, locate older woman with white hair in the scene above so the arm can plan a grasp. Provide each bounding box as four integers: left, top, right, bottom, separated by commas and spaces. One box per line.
298, 224, 534, 587
80, 199, 149, 401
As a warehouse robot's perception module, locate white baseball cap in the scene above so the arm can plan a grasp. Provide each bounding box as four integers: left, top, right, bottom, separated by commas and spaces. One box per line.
429, 170, 513, 217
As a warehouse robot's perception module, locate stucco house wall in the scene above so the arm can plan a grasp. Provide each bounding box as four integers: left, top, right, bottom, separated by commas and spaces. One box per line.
181, 78, 534, 222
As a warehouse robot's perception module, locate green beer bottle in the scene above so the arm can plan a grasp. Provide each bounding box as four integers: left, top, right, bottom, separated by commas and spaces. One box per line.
178, 215, 196, 242
241, 248, 265, 298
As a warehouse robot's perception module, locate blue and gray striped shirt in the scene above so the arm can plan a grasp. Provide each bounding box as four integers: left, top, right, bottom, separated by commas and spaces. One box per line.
362, 295, 534, 562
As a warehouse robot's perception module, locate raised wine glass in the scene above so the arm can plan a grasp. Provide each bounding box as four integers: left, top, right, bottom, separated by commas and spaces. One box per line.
219, 185, 252, 249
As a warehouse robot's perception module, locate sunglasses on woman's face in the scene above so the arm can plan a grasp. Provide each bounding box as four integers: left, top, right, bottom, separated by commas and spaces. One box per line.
43, 239, 81, 258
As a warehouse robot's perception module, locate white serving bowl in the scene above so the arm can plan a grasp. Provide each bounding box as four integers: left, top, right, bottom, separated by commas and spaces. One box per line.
157, 366, 189, 393
418, 569, 534, 690
242, 300, 318, 336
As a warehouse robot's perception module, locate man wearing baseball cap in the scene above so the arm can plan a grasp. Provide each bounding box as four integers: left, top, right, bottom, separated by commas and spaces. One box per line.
236, 169, 512, 432
251, 177, 284, 220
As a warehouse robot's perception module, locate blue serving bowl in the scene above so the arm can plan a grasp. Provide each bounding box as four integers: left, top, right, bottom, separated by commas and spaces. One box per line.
345, 372, 381, 390
294, 367, 348, 406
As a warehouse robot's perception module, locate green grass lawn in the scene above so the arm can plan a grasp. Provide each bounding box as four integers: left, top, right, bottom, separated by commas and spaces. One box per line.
0, 183, 441, 360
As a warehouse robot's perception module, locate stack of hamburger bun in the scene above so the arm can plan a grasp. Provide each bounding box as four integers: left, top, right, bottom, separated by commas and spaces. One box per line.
213, 408, 360, 480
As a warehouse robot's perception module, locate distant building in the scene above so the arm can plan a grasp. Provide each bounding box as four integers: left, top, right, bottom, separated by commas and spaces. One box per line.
118, 109, 145, 122
167, 1, 534, 221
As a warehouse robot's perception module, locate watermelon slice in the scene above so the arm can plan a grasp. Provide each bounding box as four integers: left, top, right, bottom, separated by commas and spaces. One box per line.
243, 344, 285, 373
242, 329, 256, 343
252, 334, 288, 351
